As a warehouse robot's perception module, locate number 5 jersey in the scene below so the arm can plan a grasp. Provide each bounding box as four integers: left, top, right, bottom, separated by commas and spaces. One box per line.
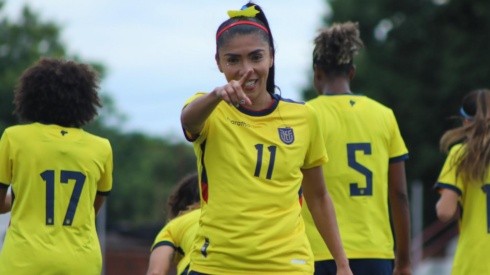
302, 94, 408, 261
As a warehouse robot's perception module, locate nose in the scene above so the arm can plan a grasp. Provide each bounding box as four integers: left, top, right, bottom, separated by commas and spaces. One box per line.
240, 60, 254, 75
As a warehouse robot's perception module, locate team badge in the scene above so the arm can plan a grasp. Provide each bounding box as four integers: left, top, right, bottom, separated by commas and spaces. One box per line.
278, 127, 294, 145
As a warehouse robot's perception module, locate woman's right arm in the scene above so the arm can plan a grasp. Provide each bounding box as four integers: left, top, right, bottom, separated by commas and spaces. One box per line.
180, 90, 222, 135
181, 70, 253, 135
436, 188, 459, 222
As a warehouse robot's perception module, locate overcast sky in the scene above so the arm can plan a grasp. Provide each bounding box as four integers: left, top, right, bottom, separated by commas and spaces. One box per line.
3, 0, 328, 140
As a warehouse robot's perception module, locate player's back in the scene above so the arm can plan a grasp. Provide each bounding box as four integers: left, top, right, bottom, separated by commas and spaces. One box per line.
304, 94, 408, 260
0, 122, 112, 275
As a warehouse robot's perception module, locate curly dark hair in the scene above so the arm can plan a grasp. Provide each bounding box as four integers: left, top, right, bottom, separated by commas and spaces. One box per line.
166, 172, 200, 220
313, 21, 364, 77
13, 57, 102, 128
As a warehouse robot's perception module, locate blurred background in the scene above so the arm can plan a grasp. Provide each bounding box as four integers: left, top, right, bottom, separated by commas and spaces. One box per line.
0, 0, 488, 274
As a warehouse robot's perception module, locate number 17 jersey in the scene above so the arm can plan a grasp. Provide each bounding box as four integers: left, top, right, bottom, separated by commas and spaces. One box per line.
0, 123, 113, 275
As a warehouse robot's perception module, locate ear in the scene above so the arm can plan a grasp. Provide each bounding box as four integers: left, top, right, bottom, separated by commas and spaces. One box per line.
313, 64, 322, 83
348, 65, 356, 81
215, 53, 223, 73
313, 65, 323, 95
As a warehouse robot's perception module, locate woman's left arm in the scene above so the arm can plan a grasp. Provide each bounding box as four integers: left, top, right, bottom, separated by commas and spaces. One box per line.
388, 161, 412, 275
302, 166, 352, 275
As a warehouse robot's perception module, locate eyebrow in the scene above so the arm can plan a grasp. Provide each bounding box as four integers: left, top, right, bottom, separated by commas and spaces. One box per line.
223, 49, 266, 58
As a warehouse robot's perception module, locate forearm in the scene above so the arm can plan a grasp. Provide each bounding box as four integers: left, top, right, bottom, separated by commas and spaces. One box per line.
181, 91, 221, 135
388, 161, 411, 273
390, 191, 411, 269
94, 195, 106, 215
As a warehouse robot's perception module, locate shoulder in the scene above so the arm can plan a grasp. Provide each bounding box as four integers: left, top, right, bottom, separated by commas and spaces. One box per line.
82, 130, 110, 143
447, 143, 464, 157
277, 94, 305, 105
184, 92, 207, 106
362, 96, 394, 112
81, 131, 112, 152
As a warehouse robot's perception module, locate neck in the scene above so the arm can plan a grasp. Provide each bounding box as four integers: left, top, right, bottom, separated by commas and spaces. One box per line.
248, 92, 274, 111
321, 82, 351, 95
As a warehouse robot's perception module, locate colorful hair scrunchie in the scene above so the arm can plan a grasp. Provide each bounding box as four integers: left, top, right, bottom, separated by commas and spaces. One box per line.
217, 5, 268, 40
227, 5, 260, 18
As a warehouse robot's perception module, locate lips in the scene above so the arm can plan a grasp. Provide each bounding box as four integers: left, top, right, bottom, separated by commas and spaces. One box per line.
244, 79, 257, 89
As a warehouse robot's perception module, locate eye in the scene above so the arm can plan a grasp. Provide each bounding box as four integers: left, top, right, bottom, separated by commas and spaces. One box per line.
250, 53, 264, 62
226, 56, 240, 66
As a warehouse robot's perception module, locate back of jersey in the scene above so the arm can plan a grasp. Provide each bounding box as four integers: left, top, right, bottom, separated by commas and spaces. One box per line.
303, 94, 408, 260
0, 123, 113, 275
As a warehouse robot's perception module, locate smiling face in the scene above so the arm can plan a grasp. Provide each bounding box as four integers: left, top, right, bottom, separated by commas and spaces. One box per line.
216, 33, 274, 106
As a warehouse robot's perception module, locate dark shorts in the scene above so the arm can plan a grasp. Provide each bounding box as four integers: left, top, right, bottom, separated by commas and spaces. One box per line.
314, 259, 394, 275
187, 271, 208, 275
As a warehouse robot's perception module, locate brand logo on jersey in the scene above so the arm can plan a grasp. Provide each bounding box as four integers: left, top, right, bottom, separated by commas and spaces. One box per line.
228, 117, 251, 128
278, 127, 294, 144
60, 130, 68, 136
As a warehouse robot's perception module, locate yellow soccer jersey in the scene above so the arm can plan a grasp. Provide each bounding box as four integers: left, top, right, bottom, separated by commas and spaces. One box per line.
303, 94, 408, 260
434, 144, 490, 274
151, 209, 200, 274
183, 93, 328, 274
0, 123, 113, 275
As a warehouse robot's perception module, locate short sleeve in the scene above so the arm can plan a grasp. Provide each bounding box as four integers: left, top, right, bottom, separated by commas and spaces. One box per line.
97, 140, 113, 194
388, 110, 409, 162
434, 144, 464, 196
0, 130, 12, 185
302, 105, 328, 169
182, 92, 210, 142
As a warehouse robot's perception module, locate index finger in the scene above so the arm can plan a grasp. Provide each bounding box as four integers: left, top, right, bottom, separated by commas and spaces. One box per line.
238, 69, 253, 86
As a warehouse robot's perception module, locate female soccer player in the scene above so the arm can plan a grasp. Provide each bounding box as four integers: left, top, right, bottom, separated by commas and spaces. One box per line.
435, 89, 490, 274
180, 2, 351, 275
0, 58, 113, 275
147, 173, 200, 275
302, 22, 411, 275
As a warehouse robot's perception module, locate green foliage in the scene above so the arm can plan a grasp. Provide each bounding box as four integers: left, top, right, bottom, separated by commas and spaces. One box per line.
0, 4, 197, 229
85, 123, 197, 227
0, 6, 65, 129
303, 0, 490, 224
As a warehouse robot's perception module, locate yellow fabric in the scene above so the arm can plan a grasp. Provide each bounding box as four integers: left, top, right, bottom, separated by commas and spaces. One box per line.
0, 123, 113, 275
435, 144, 490, 274
185, 93, 327, 274
151, 209, 200, 274
303, 94, 408, 260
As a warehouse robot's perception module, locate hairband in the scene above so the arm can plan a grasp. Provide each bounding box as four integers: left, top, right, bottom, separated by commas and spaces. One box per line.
216, 5, 268, 40
459, 107, 473, 120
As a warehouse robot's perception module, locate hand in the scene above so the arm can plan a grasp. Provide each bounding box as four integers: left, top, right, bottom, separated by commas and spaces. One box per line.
214, 69, 253, 107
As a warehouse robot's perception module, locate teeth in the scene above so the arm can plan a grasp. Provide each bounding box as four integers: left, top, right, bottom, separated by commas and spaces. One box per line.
245, 80, 255, 87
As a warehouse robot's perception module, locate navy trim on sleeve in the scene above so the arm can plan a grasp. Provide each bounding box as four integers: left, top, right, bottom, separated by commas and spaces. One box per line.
389, 154, 409, 163
97, 190, 111, 196
434, 182, 462, 196
0, 182, 9, 189
183, 127, 199, 142
151, 241, 176, 251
